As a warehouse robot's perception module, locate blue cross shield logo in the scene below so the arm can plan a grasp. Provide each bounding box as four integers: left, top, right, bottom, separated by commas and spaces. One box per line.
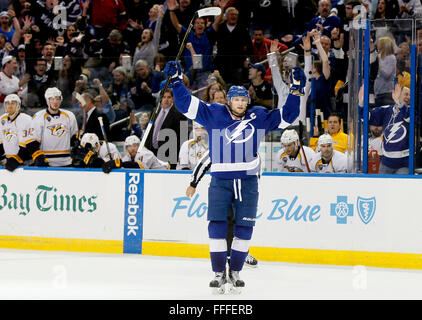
330, 196, 353, 224
357, 197, 376, 224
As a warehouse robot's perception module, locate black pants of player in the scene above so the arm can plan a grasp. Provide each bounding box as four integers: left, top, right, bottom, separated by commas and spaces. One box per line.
226, 206, 235, 257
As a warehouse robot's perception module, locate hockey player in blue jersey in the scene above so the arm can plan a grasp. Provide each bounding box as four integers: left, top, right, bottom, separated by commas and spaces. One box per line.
164, 60, 305, 293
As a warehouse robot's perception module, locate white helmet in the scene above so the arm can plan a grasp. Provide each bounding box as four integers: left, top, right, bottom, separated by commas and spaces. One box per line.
317, 133, 334, 147
4, 93, 21, 106
280, 129, 299, 146
80, 133, 100, 150
4, 93, 21, 117
125, 135, 141, 148
44, 87, 62, 106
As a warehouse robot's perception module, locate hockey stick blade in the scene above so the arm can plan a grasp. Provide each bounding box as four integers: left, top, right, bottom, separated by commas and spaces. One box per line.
197, 7, 221, 17
73, 92, 86, 107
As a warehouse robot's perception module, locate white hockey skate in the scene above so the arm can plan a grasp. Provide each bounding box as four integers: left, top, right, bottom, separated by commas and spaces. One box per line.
209, 270, 227, 295
227, 269, 244, 295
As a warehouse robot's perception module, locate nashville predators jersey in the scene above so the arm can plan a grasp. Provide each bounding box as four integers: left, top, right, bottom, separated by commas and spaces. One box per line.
309, 150, 347, 173
276, 145, 315, 172
28, 109, 78, 167
122, 148, 170, 170
177, 138, 208, 170
99, 142, 121, 162
0, 112, 32, 163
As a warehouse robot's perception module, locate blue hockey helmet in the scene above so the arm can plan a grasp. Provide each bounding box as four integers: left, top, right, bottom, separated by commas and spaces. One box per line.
227, 85, 250, 104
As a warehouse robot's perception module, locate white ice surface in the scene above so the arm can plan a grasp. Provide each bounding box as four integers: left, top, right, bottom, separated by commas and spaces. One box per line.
0, 248, 421, 300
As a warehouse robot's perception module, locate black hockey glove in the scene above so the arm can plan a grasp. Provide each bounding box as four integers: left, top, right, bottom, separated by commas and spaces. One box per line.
5, 157, 20, 172
34, 154, 49, 167
102, 158, 121, 174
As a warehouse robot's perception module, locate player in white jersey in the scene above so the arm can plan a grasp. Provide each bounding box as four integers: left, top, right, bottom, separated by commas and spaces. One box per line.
72, 132, 121, 169
0, 94, 32, 171
276, 129, 315, 172
177, 122, 209, 170
121, 135, 169, 170
27, 87, 78, 167
309, 133, 347, 173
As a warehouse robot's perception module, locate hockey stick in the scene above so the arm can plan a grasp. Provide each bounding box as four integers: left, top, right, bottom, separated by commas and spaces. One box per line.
98, 116, 113, 161
257, 46, 296, 65
74, 92, 87, 137
298, 121, 311, 173
138, 6, 222, 152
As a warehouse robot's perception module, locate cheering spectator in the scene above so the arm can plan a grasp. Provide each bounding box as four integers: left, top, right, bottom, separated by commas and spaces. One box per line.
251, 27, 287, 65
359, 84, 411, 174
374, 36, 396, 107
246, 62, 273, 110
166, 0, 224, 90
130, 59, 164, 111
91, 0, 127, 38
214, 6, 253, 86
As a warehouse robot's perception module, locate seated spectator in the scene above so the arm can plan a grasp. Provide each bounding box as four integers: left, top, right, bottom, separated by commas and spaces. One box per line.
122, 135, 169, 169
374, 36, 396, 107
359, 83, 411, 174
309, 133, 347, 173
130, 59, 164, 111
246, 62, 273, 110
177, 122, 208, 170
309, 113, 349, 153
276, 129, 315, 173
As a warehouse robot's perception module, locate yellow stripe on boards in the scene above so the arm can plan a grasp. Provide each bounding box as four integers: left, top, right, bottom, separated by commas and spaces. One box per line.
142, 241, 422, 270
0, 235, 123, 253
142, 241, 210, 259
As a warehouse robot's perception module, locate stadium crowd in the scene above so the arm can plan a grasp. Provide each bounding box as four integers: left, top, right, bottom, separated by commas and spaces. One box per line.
0, 0, 419, 174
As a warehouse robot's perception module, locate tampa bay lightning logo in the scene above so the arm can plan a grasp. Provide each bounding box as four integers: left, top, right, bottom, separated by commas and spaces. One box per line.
225, 113, 256, 144
357, 196, 376, 224
385, 121, 407, 144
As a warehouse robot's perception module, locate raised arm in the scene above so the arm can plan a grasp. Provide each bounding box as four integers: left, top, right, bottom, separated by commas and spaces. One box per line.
166, 0, 182, 34
311, 30, 330, 80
